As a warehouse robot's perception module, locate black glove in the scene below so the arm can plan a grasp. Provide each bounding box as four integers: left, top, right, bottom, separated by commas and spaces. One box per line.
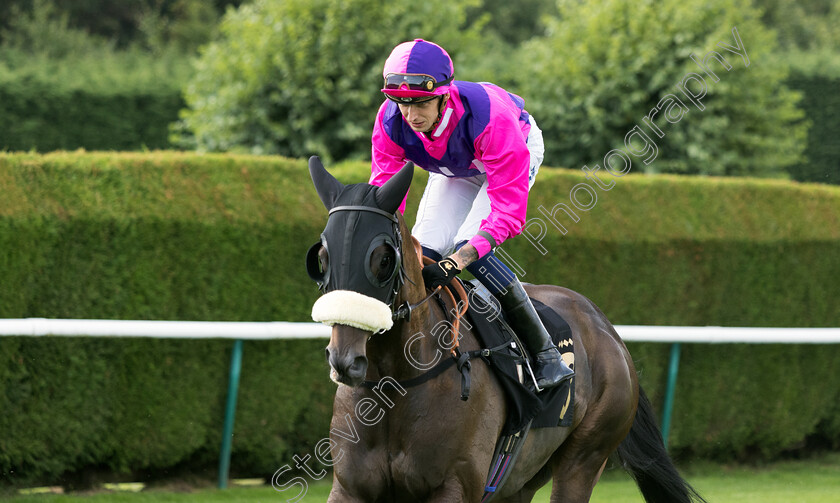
422, 257, 461, 290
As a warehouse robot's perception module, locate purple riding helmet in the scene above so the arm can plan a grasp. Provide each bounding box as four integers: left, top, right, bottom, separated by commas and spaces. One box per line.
381, 39, 454, 104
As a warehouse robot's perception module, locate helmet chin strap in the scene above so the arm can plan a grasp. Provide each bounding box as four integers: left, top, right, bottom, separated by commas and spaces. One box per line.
425, 94, 449, 136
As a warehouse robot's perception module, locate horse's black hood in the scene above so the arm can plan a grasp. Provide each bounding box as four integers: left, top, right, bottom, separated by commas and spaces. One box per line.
306, 156, 414, 311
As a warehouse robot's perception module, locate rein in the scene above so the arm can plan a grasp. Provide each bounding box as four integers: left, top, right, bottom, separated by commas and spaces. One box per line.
391, 282, 469, 356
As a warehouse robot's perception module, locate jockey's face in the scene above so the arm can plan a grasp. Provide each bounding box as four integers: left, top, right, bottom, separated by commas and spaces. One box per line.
398, 96, 444, 133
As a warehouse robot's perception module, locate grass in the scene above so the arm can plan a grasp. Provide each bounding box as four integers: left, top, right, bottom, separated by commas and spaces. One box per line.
3, 452, 839, 502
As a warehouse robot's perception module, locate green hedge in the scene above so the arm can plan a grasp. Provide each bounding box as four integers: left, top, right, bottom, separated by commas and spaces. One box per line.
0, 152, 838, 486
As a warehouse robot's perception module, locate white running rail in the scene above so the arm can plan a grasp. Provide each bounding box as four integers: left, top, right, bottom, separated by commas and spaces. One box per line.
1, 318, 839, 343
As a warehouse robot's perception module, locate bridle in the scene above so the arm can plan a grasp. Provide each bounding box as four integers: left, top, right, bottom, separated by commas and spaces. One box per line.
319, 205, 480, 399
325, 204, 407, 321
322, 205, 449, 328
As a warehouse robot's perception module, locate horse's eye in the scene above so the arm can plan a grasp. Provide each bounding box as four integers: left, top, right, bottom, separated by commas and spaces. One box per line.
370, 245, 396, 283
318, 246, 329, 274
379, 255, 392, 272
306, 241, 330, 285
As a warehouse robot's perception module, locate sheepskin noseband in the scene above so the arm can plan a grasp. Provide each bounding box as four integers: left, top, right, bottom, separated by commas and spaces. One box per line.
311, 290, 394, 333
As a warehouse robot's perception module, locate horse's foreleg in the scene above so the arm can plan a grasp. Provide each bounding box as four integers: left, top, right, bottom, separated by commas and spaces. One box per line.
327, 484, 365, 503
425, 478, 473, 503
327, 475, 377, 503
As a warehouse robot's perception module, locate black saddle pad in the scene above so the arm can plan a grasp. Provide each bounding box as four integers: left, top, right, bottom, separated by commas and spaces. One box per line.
461, 281, 575, 435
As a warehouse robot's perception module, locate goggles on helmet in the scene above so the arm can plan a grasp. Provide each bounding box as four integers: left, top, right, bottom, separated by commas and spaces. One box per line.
384, 73, 447, 92
382, 73, 453, 104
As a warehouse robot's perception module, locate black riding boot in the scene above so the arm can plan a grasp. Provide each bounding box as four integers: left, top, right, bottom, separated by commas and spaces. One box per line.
496, 279, 574, 390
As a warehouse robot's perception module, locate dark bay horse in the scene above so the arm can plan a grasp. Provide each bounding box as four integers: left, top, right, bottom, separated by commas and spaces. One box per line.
305, 157, 705, 503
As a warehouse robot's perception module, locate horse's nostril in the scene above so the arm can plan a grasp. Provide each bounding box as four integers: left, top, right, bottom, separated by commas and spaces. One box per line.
348, 356, 368, 378
326, 347, 342, 371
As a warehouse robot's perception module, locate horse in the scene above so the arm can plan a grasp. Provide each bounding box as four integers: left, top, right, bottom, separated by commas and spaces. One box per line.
305, 156, 706, 503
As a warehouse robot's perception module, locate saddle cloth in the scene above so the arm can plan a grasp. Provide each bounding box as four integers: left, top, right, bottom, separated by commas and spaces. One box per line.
461, 280, 575, 436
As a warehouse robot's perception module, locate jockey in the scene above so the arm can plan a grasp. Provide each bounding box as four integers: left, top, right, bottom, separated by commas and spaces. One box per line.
370, 39, 573, 390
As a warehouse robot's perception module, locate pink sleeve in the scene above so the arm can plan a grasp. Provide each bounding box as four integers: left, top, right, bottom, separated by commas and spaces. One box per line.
370, 102, 410, 214
470, 108, 531, 258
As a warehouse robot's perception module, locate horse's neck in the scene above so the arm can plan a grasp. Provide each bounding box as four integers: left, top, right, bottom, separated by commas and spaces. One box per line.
366, 298, 443, 382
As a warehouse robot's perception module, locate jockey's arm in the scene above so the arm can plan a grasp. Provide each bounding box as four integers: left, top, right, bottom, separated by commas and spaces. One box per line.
449, 243, 478, 270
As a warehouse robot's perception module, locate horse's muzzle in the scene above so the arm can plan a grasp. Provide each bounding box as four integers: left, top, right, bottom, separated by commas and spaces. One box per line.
326, 324, 371, 387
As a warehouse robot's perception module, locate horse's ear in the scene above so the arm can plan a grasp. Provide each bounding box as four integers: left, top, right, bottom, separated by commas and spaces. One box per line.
309, 156, 344, 210
375, 162, 414, 214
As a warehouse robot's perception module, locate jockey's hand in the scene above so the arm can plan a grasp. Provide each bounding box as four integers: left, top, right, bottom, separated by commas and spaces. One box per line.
422, 257, 461, 291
